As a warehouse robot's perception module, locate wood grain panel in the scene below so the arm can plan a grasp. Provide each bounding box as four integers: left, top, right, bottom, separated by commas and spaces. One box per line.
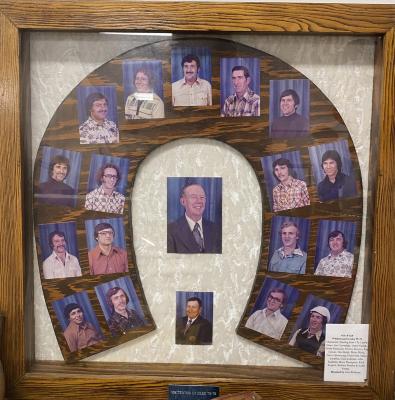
0, 2, 394, 33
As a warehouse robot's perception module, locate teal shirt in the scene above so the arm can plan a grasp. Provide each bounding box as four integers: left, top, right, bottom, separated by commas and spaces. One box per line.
269, 247, 307, 274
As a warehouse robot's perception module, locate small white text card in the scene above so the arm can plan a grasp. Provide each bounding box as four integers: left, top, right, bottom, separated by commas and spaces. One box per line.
324, 324, 369, 382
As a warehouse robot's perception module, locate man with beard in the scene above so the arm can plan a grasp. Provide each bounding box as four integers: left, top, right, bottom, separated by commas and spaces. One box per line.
37, 154, 75, 207
63, 303, 101, 352
268, 221, 307, 274
172, 54, 212, 106
106, 286, 145, 336
42, 230, 82, 279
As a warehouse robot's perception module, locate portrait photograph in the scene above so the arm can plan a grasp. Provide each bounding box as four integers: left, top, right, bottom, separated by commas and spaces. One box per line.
52, 291, 103, 353
175, 291, 213, 346
95, 276, 147, 337
288, 294, 343, 357
38, 221, 82, 280
314, 219, 357, 278
122, 59, 165, 120
267, 215, 310, 275
85, 217, 128, 276
35, 146, 81, 208
269, 79, 310, 138
245, 277, 299, 340
171, 47, 212, 107
85, 153, 130, 215
167, 177, 222, 254
220, 57, 260, 117
261, 150, 310, 212
308, 139, 358, 202
77, 85, 119, 144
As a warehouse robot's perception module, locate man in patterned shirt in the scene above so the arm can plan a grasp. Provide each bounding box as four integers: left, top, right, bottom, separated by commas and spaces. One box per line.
314, 230, 354, 278
85, 163, 125, 214
272, 158, 310, 212
105, 286, 145, 336
221, 65, 260, 117
79, 92, 119, 144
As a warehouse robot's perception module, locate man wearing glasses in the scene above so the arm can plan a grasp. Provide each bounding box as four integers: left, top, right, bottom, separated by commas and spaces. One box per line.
245, 288, 288, 340
85, 163, 125, 214
88, 222, 128, 275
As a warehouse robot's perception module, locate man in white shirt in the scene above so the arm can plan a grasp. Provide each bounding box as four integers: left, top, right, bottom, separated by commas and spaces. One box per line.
172, 54, 212, 106
245, 288, 288, 340
42, 231, 82, 279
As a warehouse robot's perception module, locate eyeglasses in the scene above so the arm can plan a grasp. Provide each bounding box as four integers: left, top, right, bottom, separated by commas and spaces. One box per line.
103, 174, 118, 180
268, 295, 282, 303
98, 230, 114, 236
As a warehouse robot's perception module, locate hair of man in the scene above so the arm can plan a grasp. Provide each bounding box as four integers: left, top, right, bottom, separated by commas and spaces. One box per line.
105, 287, 129, 312
231, 65, 250, 79
63, 302, 83, 321
327, 229, 348, 248
272, 157, 297, 181
94, 222, 115, 241
181, 54, 201, 69
279, 88, 300, 106
95, 163, 121, 186
85, 92, 108, 116
48, 155, 70, 179
48, 230, 67, 249
321, 149, 343, 173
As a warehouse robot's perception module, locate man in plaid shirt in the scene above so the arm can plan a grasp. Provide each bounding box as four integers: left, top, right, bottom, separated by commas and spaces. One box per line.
221, 65, 260, 117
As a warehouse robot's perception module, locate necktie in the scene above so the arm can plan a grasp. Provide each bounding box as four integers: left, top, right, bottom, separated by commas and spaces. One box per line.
192, 223, 204, 252
184, 319, 192, 334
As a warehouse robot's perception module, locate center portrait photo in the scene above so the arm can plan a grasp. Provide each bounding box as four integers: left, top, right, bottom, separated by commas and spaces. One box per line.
167, 177, 222, 254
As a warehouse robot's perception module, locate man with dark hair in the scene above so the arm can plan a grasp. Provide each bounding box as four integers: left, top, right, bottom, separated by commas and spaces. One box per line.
63, 302, 101, 352
221, 65, 260, 117
79, 91, 119, 144
42, 230, 82, 279
85, 163, 125, 214
172, 54, 212, 106
271, 157, 310, 212
167, 182, 221, 254
270, 88, 309, 137
317, 149, 357, 202
37, 154, 75, 207
315, 230, 354, 277
245, 288, 288, 340
175, 296, 212, 345
105, 286, 145, 336
289, 305, 330, 357
88, 222, 128, 275
268, 221, 307, 274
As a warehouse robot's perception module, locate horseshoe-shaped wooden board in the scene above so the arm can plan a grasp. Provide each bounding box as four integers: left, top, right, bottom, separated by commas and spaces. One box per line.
33, 38, 362, 367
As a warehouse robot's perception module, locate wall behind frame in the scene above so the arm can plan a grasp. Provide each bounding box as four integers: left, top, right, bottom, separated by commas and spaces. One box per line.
30, 32, 375, 366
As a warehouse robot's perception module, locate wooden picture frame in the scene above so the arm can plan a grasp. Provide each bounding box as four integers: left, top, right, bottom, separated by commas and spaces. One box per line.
0, 2, 393, 399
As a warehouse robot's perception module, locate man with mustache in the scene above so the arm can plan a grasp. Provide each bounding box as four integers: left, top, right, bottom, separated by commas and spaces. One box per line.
37, 154, 75, 207
79, 92, 119, 144
106, 286, 146, 336
42, 230, 82, 279
268, 221, 307, 274
172, 54, 212, 106
167, 183, 221, 254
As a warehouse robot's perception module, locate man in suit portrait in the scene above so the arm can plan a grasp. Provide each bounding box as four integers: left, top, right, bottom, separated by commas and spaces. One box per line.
176, 296, 212, 345
167, 182, 221, 254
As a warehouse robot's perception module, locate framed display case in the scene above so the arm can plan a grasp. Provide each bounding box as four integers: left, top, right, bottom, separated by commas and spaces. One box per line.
0, 2, 394, 399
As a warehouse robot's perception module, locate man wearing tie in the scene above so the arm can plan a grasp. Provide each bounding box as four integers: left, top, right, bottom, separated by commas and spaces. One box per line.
167, 182, 221, 254
175, 297, 212, 345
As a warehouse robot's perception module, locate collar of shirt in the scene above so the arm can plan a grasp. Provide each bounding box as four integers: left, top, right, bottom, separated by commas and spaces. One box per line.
68, 320, 90, 333
87, 116, 108, 127
278, 176, 296, 189
233, 87, 253, 101
302, 328, 323, 341
181, 77, 202, 87
185, 213, 203, 236
97, 185, 117, 198
279, 247, 304, 258
327, 249, 347, 259
263, 307, 283, 319
51, 250, 72, 262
